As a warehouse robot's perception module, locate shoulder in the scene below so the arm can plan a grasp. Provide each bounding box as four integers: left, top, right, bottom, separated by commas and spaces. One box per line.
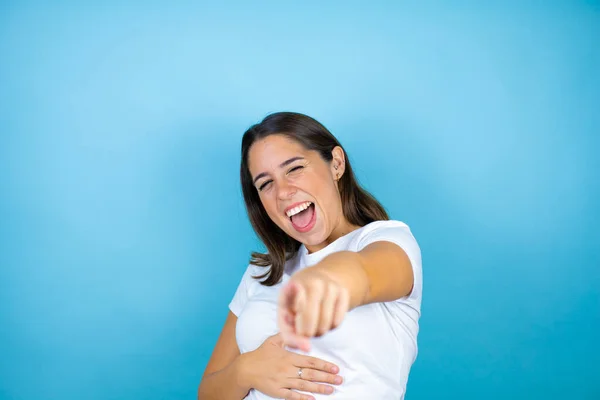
355, 219, 421, 260
235, 263, 269, 290
242, 263, 270, 282
242, 258, 295, 286
356, 219, 414, 244
360, 219, 411, 234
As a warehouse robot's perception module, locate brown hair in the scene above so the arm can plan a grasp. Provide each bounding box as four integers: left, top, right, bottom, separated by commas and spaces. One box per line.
240, 112, 389, 286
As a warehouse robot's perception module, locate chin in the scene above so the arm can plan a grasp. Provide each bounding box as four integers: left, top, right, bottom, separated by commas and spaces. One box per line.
274, 217, 327, 247
299, 226, 328, 246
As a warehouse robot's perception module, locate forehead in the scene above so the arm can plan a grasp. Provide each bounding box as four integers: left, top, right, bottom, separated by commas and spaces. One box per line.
248, 134, 309, 171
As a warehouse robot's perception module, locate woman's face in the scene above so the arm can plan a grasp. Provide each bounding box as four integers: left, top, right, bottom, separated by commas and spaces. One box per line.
247, 134, 350, 252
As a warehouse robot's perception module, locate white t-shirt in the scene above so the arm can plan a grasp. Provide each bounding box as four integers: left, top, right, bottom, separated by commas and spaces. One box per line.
229, 220, 422, 400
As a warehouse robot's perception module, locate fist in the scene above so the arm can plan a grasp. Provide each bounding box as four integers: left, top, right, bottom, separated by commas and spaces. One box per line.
277, 268, 351, 351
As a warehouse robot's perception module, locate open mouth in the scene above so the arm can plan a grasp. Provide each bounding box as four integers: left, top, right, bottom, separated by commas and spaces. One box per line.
286, 202, 316, 232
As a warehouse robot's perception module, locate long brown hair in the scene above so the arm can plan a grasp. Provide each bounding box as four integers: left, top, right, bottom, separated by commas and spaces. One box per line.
240, 112, 389, 286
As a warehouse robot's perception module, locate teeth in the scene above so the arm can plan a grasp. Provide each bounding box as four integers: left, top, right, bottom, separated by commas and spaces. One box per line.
286, 201, 312, 218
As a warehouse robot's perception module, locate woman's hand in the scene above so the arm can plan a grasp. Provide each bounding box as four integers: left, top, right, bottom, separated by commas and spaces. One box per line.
277, 267, 354, 352
242, 333, 343, 400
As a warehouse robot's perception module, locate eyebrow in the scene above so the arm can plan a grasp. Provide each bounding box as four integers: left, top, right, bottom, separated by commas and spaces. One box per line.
252, 156, 305, 185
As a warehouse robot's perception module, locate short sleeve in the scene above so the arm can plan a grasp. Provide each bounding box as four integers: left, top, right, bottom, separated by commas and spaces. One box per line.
357, 220, 423, 305
229, 265, 260, 317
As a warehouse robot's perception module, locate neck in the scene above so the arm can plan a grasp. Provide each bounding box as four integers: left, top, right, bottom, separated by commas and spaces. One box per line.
305, 218, 361, 254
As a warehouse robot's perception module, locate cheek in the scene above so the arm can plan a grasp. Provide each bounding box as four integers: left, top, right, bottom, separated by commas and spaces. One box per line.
259, 195, 281, 221
314, 180, 340, 218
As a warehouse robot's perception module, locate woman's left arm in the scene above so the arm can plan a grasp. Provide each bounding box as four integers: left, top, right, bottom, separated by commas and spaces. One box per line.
278, 242, 414, 351
320, 241, 414, 308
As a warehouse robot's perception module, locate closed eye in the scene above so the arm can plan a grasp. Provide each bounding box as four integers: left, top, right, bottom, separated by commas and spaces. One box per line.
258, 166, 303, 191
258, 180, 272, 191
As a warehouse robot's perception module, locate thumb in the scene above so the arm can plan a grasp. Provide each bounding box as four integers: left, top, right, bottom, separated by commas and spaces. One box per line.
270, 332, 284, 345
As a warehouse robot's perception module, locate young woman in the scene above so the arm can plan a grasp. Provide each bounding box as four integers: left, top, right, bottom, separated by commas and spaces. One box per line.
198, 112, 422, 399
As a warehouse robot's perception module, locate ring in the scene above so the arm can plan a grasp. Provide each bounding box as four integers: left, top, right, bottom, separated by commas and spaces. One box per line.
297, 368, 303, 378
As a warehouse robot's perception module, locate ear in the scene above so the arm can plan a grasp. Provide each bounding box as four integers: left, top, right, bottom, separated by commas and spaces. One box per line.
330, 146, 346, 181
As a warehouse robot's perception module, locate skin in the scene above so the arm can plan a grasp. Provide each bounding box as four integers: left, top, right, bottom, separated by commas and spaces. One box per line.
198, 134, 415, 399
249, 134, 359, 252
198, 312, 344, 400
248, 134, 414, 352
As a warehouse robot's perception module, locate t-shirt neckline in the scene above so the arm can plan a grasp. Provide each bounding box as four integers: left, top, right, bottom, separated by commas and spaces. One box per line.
299, 224, 367, 266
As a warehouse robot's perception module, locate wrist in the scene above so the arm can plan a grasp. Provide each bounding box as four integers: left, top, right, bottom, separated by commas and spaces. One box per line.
317, 251, 370, 309
235, 351, 255, 391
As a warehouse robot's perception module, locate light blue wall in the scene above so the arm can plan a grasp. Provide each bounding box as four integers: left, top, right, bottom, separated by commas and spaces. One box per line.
1, 2, 598, 399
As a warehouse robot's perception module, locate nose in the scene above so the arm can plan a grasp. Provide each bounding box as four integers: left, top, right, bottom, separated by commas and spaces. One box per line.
276, 179, 297, 200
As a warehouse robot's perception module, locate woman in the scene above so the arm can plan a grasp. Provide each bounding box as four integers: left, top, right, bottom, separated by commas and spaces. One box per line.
198, 112, 422, 399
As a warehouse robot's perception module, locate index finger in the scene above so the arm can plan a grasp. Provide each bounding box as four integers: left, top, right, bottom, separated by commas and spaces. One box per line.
278, 282, 311, 351
277, 282, 297, 335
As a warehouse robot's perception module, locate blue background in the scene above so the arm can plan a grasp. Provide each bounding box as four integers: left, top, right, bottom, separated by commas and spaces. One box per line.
1, 1, 599, 399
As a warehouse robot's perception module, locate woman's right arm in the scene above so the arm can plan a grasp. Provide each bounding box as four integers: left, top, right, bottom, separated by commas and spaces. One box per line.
197, 311, 250, 400
198, 310, 344, 400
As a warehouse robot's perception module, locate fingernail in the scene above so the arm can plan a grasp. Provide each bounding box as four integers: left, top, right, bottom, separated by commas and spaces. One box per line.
330, 366, 339, 373
334, 376, 342, 384
325, 386, 333, 394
